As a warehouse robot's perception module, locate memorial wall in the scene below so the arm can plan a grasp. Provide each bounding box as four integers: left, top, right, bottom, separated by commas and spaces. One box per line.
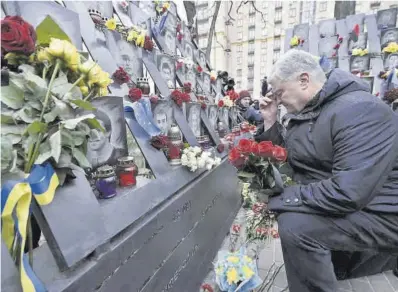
0, 1, 242, 291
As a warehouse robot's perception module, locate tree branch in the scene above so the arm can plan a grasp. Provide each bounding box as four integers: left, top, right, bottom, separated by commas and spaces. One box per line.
205, 0, 222, 60
250, 1, 268, 25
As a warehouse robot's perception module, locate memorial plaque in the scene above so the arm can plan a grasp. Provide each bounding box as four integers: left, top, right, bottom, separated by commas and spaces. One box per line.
335, 19, 349, 58
329, 57, 338, 69
381, 28, 398, 49
229, 107, 239, 127
156, 51, 176, 89
219, 107, 230, 130
202, 73, 211, 95
346, 13, 365, 33
157, 13, 177, 54
184, 42, 197, 61
152, 99, 174, 135
377, 8, 398, 29
309, 24, 320, 55
197, 50, 208, 69
349, 33, 368, 51
208, 105, 219, 131
138, 1, 156, 18
384, 53, 398, 70
185, 65, 197, 90
361, 76, 374, 92
319, 36, 338, 58
293, 23, 309, 40
83, 96, 128, 170
186, 103, 202, 137
318, 19, 336, 37
365, 14, 381, 54
350, 55, 370, 72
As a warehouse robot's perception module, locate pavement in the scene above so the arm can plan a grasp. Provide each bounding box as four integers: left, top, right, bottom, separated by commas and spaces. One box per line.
200, 207, 398, 292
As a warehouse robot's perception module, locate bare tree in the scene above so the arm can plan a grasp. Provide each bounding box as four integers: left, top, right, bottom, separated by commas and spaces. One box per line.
205, 1, 221, 60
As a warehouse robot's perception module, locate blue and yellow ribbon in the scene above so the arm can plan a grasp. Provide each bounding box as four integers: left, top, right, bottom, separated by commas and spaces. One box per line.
1, 162, 59, 292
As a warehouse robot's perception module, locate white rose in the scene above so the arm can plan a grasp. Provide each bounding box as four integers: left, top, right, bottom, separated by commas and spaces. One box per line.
190, 165, 197, 172
206, 163, 213, 170
214, 157, 221, 165
197, 157, 206, 168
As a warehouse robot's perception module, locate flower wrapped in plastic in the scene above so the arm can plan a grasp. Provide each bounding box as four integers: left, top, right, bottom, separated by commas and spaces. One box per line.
214, 247, 262, 292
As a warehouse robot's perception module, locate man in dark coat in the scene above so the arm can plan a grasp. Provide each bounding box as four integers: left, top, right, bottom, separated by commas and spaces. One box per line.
236, 90, 263, 125
254, 50, 398, 292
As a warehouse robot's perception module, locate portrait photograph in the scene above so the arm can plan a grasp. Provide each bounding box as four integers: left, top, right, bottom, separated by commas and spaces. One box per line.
184, 42, 196, 61
202, 73, 211, 95
208, 105, 219, 131
219, 107, 230, 130
161, 27, 176, 54
186, 103, 202, 137
152, 100, 174, 135
377, 8, 397, 29
381, 28, 398, 49
185, 65, 197, 89
349, 33, 368, 51
350, 55, 370, 72
384, 53, 398, 70
138, 1, 156, 18
165, 12, 177, 31
156, 53, 176, 88
196, 50, 208, 69
84, 96, 128, 170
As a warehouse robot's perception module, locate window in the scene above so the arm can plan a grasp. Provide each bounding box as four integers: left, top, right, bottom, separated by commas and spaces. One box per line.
237, 45, 243, 53
248, 54, 254, 64
236, 81, 242, 89
273, 50, 280, 62
238, 32, 243, 39
248, 67, 254, 78
274, 38, 281, 49
237, 57, 242, 64
275, 1, 282, 8
275, 10, 282, 21
260, 64, 266, 74
319, 1, 327, 12
237, 19, 243, 26
301, 11, 309, 22
289, 8, 296, 17
249, 28, 255, 39
249, 15, 255, 25
261, 42, 267, 49
262, 27, 268, 37
237, 69, 242, 77
274, 24, 281, 35
248, 42, 255, 52
263, 1, 268, 9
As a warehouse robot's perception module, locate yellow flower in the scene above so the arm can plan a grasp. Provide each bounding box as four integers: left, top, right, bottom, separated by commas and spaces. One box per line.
37, 49, 53, 63
242, 265, 254, 279
98, 87, 109, 97
80, 85, 89, 96
290, 36, 299, 47
382, 42, 398, 53
136, 31, 146, 47
163, 2, 170, 9
105, 18, 117, 30
79, 60, 102, 86
97, 71, 113, 88
46, 38, 81, 71
47, 38, 65, 58
243, 255, 252, 263
226, 268, 239, 285
127, 29, 138, 42
227, 256, 240, 264
352, 48, 368, 57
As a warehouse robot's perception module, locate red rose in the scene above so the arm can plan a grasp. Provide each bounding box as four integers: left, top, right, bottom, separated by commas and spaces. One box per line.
201, 284, 214, 292
237, 139, 253, 155
218, 100, 224, 107
177, 33, 183, 42
112, 67, 130, 85
258, 141, 274, 158
183, 82, 192, 93
201, 102, 207, 109
171, 89, 181, 100
272, 146, 287, 162
232, 224, 241, 234
252, 203, 266, 214
150, 135, 168, 150
250, 142, 260, 155
338, 36, 343, 43
176, 61, 183, 70
228, 148, 247, 168
176, 23, 181, 33
144, 36, 154, 51
1, 16, 37, 55
150, 95, 159, 104
333, 43, 340, 50
197, 65, 203, 73
256, 227, 268, 236
216, 143, 225, 153
128, 87, 142, 102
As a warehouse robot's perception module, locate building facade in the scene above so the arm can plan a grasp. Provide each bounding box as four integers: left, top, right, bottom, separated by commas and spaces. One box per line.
195, 0, 398, 96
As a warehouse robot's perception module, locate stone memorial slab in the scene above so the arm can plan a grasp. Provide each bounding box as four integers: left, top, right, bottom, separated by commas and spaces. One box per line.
377, 8, 398, 29
1, 241, 22, 292
284, 28, 294, 53
186, 103, 202, 137
346, 13, 365, 33
202, 73, 211, 96
381, 28, 398, 49
370, 57, 384, 95
156, 50, 176, 89
318, 19, 336, 37
207, 105, 219, 131
293, 23, 310, 51
350, 55, 370, 72
348, 32, 368, 51
335, 19, 349, 57
383, 53, 398, 70
309, 24, 320, 55
156, 13, 177, 55
184, 42, 197, 61
319, 36, 338, 58
364, 14, 381, 54
137, 1, 156, 19
229, 106, 239, 127
200, 110, 221, 146
185, 65, 197, 91
219, 107, 230, 130
361, 76, 374, 92
152, 99, 174, 135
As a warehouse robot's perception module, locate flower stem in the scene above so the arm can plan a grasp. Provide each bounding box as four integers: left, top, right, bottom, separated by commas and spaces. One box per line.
27, 216, 33, 266
83, 88, 96, 101
39, 59, 62, 122
64, 74, 85, 97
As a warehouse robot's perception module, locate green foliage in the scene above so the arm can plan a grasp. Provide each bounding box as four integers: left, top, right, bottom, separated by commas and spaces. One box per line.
35, 16, 71, 46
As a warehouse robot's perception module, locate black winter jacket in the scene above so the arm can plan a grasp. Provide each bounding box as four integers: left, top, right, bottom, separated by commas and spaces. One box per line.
255, 69, 398, 215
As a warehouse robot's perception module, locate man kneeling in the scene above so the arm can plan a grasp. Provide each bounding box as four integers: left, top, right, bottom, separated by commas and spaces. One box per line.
255, 50, 398, 292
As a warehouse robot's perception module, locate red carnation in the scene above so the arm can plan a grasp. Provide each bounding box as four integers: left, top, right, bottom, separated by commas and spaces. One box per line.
252, 203, 266, 214
180, 92, 191, 102
258, 141, 274, 158
150, 95, 159, 104
177, 33, 183, 42
128, 87, 142, 102
183, 82, 192, 93
197, 65, 203, 73
217, 143, 225, 153
237, 139, 253, 155
201, 284, 214, 292
201, 102, 207, 109
333, 43, 340, 50
332, 52, 337, 57
176, 23, 181, 33
256, 227, 268, 236
232, 224, 241, 234
112, 67, 130, 85
272, 145, 288, 162
218, 100, 224, 107
338, 36, 343, 43
1, 16, 37, 55
144, 36, 154, 51
176, 61, 184, 70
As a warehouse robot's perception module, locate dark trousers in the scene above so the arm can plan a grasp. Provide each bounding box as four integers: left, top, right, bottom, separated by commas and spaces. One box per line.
276, 211, 398, 292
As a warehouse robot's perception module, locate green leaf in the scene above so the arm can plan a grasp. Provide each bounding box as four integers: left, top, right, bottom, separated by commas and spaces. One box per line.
3, 133, 22, 144
22, 71, 48, 97
1, 84, 24, 109
35, 15, 71, 46
1, 109, 16, 124
61, 130, 75, 147
8, 71, 27, 92
70, 99, 96, 110
35, 140, 51, 165
26, 121, 48, 136
1, 125, 27, 135
77, 122, 91, 135
18, 64, 36, 75
57, 148, 72, 168
61, 114, 95, 130
71, 130, 86, 146
86, 118, 105, 132
237, 171, 256, 178
27, 100, 43, 111
49, 130, 62, 163
72, 147, 91, 168
43, 98, 74, 123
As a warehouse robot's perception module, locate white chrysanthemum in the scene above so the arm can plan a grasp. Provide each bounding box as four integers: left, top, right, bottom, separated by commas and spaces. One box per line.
187, 152, 196, 160
201, 151, 210, 159
214, 157, 221, 165
193, 146, 202, 154
183, 148, 190, 154
197, 157, 206, 168
206, 163, 213, 170
190, 165, 198, 172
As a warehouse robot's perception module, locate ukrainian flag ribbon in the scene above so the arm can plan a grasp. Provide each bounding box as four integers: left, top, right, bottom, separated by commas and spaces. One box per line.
1, 162, 59, 292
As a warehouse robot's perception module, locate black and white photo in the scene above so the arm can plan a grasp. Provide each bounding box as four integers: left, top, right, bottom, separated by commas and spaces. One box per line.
157, 54, 175, 88
187, 103, 202, 137
152, 100, 174, 135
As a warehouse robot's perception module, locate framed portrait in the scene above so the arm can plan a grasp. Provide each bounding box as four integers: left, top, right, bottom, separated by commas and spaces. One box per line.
350, 55, 370, 72
152, 100, 174, 135
219, 107, 230, 130
377, 8, 398, 29
384, 53, 398, 70
184, 42, 196, 61
207, 105, 219, 131
196, 50, 208, 69
185, 65, 197, 90
83, 96, 128, 170
348, 33, 368, 51
202, 73, 211, 95
156, 53, 176, 88
186, 103, 202, 137
381, 28, 398, 49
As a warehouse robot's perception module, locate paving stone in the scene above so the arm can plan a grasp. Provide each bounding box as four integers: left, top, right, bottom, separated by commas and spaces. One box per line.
273, 266, 288, 288
384, 271, 398, 291
337, 279, 352, 290
368, 273, 395, 292
349, 278, 375, 292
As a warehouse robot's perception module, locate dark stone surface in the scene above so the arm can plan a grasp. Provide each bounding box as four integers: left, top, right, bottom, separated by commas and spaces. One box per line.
309, 24, 320, 55
1, 241, 22, 292
318, 19, 336, 37
365, 15, 382, 54
377, 8, 398, 29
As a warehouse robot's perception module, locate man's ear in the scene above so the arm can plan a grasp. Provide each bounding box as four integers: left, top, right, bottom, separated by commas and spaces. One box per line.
299, 73, 309, 89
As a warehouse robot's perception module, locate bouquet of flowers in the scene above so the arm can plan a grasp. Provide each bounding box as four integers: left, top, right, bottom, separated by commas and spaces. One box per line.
181, 146, 221, 172
214, 247, 262, 292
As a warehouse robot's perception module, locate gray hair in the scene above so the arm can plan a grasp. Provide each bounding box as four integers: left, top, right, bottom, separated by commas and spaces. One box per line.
269, 49, 326, 85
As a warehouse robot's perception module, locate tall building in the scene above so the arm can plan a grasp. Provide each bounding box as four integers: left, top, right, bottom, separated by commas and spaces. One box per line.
195, 0, 397, 96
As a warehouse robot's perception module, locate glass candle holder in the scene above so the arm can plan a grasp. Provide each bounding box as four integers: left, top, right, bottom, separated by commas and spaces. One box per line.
116, 156, 138, 187
95, 165, 117, 199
